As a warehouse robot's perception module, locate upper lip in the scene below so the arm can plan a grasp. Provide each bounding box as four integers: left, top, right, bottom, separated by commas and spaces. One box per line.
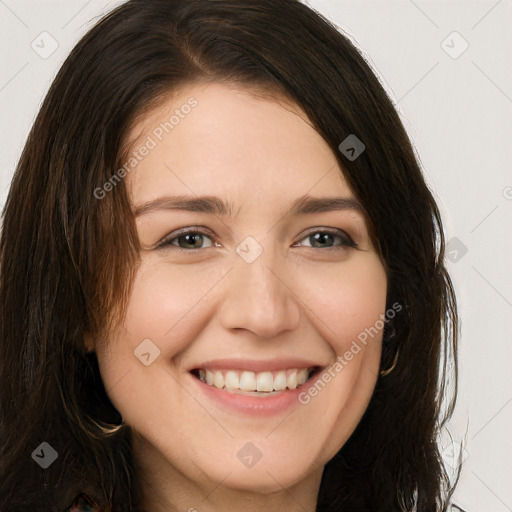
188, 358, 325, 373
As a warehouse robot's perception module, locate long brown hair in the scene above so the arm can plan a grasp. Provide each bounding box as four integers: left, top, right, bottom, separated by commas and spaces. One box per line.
0, 1, 459, 510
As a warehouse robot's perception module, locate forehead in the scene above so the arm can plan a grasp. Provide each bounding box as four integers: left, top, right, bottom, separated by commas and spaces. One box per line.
123, 81, 352, 207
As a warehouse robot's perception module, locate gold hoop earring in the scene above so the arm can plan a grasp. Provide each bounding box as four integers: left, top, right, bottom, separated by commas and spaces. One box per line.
98, 420, 126, 435
380, 348, 399, 377
87, 417, 126, 436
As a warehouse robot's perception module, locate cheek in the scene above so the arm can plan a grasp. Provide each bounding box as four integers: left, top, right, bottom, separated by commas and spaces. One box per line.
94, 257, 229, 404
118, 257, 226, 349
292, 255, 387, 456
297, 253, 388, 351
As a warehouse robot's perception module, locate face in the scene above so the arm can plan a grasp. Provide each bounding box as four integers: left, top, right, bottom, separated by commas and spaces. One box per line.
94, 82, 387, 500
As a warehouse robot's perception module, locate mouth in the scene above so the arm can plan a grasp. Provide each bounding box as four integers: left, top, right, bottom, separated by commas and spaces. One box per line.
190, 366, 321, 396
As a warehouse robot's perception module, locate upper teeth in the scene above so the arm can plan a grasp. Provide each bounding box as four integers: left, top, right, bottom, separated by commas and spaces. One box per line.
196, 368, 312, 392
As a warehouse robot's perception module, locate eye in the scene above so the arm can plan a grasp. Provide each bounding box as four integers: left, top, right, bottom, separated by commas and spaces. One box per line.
156, 227, 357, 251
294, 229, 357, 250
159, 228, 214, 250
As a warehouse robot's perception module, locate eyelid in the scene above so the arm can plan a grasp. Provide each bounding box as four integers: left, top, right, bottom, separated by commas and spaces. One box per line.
156, 226, 357, 251
294, 227, 357, 249
157, 226, 215, 250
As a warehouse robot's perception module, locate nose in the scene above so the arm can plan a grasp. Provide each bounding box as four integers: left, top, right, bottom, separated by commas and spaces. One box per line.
218, 247, 301, 339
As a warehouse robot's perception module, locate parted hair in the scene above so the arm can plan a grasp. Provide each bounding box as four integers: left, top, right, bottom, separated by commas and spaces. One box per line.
0, 1, 459, 510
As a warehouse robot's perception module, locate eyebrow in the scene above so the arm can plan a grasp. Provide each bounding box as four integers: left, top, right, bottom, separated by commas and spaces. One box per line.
134, 194, 363, 218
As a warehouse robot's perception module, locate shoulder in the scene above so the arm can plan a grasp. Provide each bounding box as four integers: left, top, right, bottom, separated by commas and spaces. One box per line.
65, 493, 100, 512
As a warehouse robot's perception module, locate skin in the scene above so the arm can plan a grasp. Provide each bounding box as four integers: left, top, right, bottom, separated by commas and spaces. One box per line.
91, 82, 387, 512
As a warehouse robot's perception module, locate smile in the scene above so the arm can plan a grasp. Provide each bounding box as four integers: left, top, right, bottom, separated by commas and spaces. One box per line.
191, 367, 318, 394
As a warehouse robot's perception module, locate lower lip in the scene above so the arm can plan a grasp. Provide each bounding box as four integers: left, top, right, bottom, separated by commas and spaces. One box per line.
190, 370, 322, 416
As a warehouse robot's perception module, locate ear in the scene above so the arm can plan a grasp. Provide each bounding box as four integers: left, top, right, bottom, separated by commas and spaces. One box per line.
83, 332, 96, 353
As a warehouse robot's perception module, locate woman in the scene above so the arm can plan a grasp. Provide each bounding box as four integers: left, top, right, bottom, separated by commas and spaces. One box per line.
0, 0, 460, 511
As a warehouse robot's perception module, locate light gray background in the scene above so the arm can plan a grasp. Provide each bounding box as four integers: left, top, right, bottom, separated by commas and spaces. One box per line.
1, 1, 511, 510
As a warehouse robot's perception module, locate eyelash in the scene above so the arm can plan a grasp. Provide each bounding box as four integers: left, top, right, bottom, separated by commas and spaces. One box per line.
157, 227, 358, 251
